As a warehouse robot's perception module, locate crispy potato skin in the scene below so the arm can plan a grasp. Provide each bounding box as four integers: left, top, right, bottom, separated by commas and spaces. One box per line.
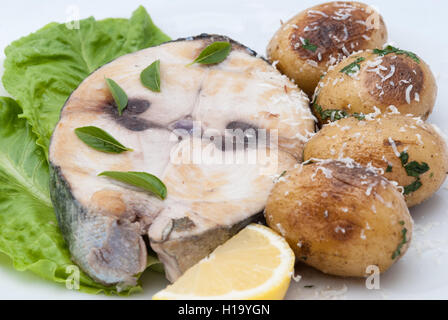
304, 116, 448, 207
265, 161, 412, 277
314, 51, 437, 124
267, 1, 387, 96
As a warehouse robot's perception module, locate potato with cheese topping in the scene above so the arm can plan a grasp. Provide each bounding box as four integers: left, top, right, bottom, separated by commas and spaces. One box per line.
265, 160, 413, 277
267, 1, 387, 96
303, 116, 448, 207
313, 48, 437, 125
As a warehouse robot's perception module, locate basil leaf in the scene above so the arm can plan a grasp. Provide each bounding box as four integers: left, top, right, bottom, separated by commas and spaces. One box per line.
106, 78, 128, 115
141, 59, 161, 92
98, 171, 167, 199
75, 126, 132, 153
404, 161, 430, 178
188, 41, 231, 66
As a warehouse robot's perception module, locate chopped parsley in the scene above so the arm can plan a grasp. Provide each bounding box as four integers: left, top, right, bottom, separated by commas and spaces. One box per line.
352, 113, 366, 120
391, 228, 408, 260
302, 160, 315, 166
302, 38, 317, 52
398, 151, 429, 195
404, 161, 430, 178
399, 151, 409, 166
373, 45, 420, 64
403, 179, 423, 195
313, 103, 365, 122
340, 57, 365, 75
313, 104, 347, 121
275, 170, 287, 183
397, 151, 429, 195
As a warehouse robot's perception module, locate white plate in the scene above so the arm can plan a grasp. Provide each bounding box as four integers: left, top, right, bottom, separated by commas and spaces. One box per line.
0, 0, 447, 300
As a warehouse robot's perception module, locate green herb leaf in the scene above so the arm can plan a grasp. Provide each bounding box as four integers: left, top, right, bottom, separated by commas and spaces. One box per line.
313, 104, 366, 123
302, 39, 317, 52
373, 45, 420, 63
141, 59, 161, 92
352, 113, 366, 120
188, 41, 231, 66
313, 104, 348, 121
403, 179, 423, 195
75, 126, 132, 154
340, 57, 365, 75
397, 151, 430, 195
392, 228, 408, 259
386, 165, 393, 173
404, 161, 430, 178
304, 285, 315, 289
106, 78, 128, 116
98, 171, 167, 199
399, 151, 409, 166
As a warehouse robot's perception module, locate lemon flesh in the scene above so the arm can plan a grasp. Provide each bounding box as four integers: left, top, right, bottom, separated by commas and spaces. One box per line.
153, 224, 295, 300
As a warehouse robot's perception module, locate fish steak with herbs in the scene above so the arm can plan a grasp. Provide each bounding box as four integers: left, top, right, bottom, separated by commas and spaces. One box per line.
49, 34, 315, 287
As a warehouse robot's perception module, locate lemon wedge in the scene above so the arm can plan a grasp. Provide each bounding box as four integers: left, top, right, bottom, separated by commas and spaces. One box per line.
152, 224, 295, 300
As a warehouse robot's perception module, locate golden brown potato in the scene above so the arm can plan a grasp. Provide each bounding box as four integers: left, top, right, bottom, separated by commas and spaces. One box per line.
265, 160, 413, 277
313, 49, 437, 125
304, 116, 448, 207
267, 1, 387, 96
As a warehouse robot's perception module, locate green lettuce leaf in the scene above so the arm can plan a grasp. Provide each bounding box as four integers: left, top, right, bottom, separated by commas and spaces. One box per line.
2, 6, 170, 154
0, 6, 168, 295
0, 97, 162, 294
0, 97, 162, 295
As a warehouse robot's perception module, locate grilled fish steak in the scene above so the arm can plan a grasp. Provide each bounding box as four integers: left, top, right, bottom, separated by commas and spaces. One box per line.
49, 34, 314, 287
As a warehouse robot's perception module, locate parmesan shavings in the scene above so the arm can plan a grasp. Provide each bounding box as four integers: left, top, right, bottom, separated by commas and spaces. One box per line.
405, 85, 413, 104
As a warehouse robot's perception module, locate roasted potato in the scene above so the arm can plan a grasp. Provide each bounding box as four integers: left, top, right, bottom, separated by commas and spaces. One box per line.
265, 160, 413, 277
304, 116, 448, 207
313, 49, 437, 125
267, 1, 387, 96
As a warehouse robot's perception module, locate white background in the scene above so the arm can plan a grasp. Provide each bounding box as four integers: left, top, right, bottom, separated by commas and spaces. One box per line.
0, 0, 447, 299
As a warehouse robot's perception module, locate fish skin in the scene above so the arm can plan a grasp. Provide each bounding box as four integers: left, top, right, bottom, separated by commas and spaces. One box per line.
50, 165, 147, 286
49, 34, 315, 287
